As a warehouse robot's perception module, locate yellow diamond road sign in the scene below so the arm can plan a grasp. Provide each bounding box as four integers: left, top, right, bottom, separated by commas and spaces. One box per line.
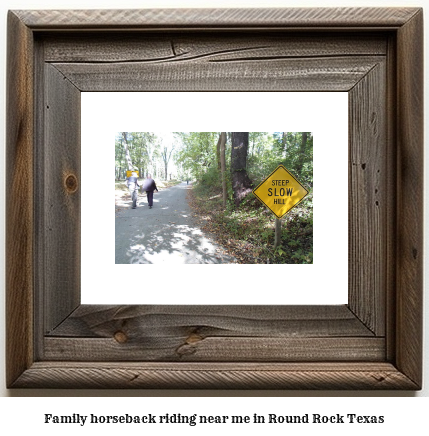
253, 165, 309, 219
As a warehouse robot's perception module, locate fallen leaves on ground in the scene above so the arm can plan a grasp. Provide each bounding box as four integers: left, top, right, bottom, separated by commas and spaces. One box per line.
187, 184, 313, 265
187, 189, 264, 264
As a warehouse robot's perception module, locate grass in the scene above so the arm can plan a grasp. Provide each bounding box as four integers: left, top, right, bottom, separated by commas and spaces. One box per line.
188, 181, 313, 264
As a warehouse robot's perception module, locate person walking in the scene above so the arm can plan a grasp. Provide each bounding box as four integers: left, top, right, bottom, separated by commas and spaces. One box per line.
142, 174, 158, 209
126, 171, 140, 209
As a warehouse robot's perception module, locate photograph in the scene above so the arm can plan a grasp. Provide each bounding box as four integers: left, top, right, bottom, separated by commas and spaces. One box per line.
115, 132, 313, 265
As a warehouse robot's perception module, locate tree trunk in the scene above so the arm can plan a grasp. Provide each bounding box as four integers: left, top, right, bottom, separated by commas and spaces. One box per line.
116, 144, 124, 179
219, 132, 227, 208
231, 132, 252, 206
282, 132, 287, 155
122, 132, 134, 171
216, 134, 222, 172
296, 132, 308, 176
161, 145, 174, 182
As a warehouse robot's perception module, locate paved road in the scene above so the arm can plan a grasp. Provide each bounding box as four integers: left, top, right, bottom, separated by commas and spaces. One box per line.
115, 182, 236, 264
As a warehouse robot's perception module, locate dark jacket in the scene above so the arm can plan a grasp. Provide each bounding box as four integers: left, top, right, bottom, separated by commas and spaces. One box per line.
142, 178, 158, 192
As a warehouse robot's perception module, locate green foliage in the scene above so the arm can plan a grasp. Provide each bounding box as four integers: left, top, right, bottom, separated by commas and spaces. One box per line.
116, 131, 313, 264
250, 132, 313, 188
193, 166, 222, 199
174, 132, 219, 181
190, 183, 313, 264
115, 132, 160, 180
116, 130, 313, 192
187, 131, 313, 263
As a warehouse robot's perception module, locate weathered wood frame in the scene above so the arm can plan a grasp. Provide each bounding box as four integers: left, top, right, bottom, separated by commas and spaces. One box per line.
6, 8, 423, 389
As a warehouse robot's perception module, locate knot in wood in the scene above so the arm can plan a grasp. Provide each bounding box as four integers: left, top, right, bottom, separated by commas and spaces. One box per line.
186, 333, 203, 344
114, 331, 128, 343
64, 174, 78, 193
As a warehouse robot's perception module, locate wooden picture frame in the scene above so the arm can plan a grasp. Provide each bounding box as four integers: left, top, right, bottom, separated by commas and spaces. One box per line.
6, 7, 423, 389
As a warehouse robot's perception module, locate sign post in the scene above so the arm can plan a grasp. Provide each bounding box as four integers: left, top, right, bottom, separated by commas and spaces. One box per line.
252, 165, 309, 249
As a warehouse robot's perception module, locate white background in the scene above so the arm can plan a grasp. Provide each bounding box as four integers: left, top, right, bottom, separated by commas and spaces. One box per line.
82, 92, 348, 305
0, 0, 428, 430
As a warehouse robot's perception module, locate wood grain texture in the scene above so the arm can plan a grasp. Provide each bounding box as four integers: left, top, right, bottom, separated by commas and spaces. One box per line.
11, 362, 419, 390
52, 56, 384, 92
43, 64, 81, 333
48, 305, 373, 340
384, 34, 397, 364
48, 305, 375, 338
42, 33, 388, 63
14, 8, 420, 29
44, 337, 385, 362
33, 37, 46, 361
6, 7, 423, 390
395, 9, 423, 387
6, 11, 35, 388
348, 61, 386, 335
44, 305, 381, 362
